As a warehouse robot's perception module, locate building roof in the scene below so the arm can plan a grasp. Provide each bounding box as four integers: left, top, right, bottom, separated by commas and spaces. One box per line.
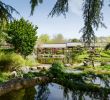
36, 42, 83, 48
37, 43, 66, 48
35, 42, 109, 48
67, 43, 82, 47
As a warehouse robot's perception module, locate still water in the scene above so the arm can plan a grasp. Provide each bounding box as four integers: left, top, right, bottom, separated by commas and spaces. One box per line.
0, 82, 110, 100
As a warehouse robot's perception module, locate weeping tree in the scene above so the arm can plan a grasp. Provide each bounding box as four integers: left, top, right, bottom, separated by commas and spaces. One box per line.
30, 0, 105, 47
0, 1, 19, 29
0, 1, 19, 46
0, 0, 107, 47
81, 0, 105, 47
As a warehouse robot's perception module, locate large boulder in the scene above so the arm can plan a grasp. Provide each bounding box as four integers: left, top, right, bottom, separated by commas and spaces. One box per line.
21, 66, 30, 74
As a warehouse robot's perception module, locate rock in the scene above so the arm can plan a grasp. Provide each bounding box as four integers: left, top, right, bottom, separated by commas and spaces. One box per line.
30, 67, 37, 71
65, 64, 71, 67
83, 61, 88, 66
21, 67, 30, 74
10, 71, 17, 77
37, 66, 42, 70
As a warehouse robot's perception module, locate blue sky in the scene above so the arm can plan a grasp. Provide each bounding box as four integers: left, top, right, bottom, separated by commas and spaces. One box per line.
3, 0, 110, 39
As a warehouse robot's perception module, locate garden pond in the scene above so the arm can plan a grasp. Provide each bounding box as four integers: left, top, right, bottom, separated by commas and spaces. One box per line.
0, 81, 110, 100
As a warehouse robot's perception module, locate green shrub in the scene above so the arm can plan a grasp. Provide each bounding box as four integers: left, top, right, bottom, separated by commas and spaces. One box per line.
23, 72, 36, 78
25, 58, 38, 67
0, 52, 13, 71
7, 18, 37, 56
100, 61, 107, 66
105, 43, 110, 50
0, 48, 14, 53
0, 52, 25, 71
49, 61, 64, 77
0, 72, 10, 83
11, 53, 25, 69
38, 58, 54, 64
100, 52, 110, 58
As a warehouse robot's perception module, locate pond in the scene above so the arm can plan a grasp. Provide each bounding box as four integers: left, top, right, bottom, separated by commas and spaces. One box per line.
0, 82, 110, 100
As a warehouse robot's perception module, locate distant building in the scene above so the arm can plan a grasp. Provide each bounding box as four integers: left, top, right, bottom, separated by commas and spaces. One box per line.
35, 42, 108, 64
35, 42, 108, 49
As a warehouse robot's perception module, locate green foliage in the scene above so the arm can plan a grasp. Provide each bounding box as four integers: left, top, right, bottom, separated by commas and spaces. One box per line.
0, 52, 25, 71
0, 52, 13, 71
70, 38, 80, 42
30, 0, 43, 15
11, 53, 25, 68
0, 51, 39, 71
25, 56, 38, 67
81, 0, 104, 47
0, 0, 107, 47
100, 52, 110, 58
0, 1, 19, 23
23, 72, 36, 78
7, 18, 38, 56
99, 65, 110, 70
38, 58, 63, 64
23, 71, 46, 78
0, 72, 10, 83
101, 61, 107, 66
48, 0, 69, 17
38, 58, 53, 64
51, 33, 66, 43
0, 48, 14, 53
105, 43, 110, 50
38, 34, 50, 44
30, 0, 105, 46
49, 61, 64, 77
0, 31, 8, 46
69, 47, 84, 63
38, 33, 67, 44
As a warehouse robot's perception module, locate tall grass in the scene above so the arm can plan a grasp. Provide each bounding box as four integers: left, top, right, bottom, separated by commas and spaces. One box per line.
0, 52, 25, 71
0, 51, 38, 71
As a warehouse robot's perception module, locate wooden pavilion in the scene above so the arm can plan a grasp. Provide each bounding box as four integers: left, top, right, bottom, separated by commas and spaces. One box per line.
35, 42, 108, 64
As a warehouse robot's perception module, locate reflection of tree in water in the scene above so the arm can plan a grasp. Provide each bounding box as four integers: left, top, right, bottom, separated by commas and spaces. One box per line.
0, 87, 36, 100
23, 87, 36, 100
35, 84, 50, 100
0, 73, 110, 100
0, 89, 25, 100
61, 77, 110, 100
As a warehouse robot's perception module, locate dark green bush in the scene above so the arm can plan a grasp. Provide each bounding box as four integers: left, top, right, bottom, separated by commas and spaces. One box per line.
49, 61, 64, 77
105, 43, 110, 50
101, 61, 107, 66
0, 52, 25, 71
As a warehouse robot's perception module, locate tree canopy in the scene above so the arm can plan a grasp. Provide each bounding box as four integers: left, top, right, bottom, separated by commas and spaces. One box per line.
7, 18, 38, 56
0, 1, 19, 29
38, 34, 50, 44
29, 0, 105, 46
0, 0, 108, 46
51, 33, 66, 43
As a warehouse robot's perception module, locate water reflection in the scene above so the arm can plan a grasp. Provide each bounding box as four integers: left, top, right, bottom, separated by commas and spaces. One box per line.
35, 84, 50, 100
0, 82, 110, 100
